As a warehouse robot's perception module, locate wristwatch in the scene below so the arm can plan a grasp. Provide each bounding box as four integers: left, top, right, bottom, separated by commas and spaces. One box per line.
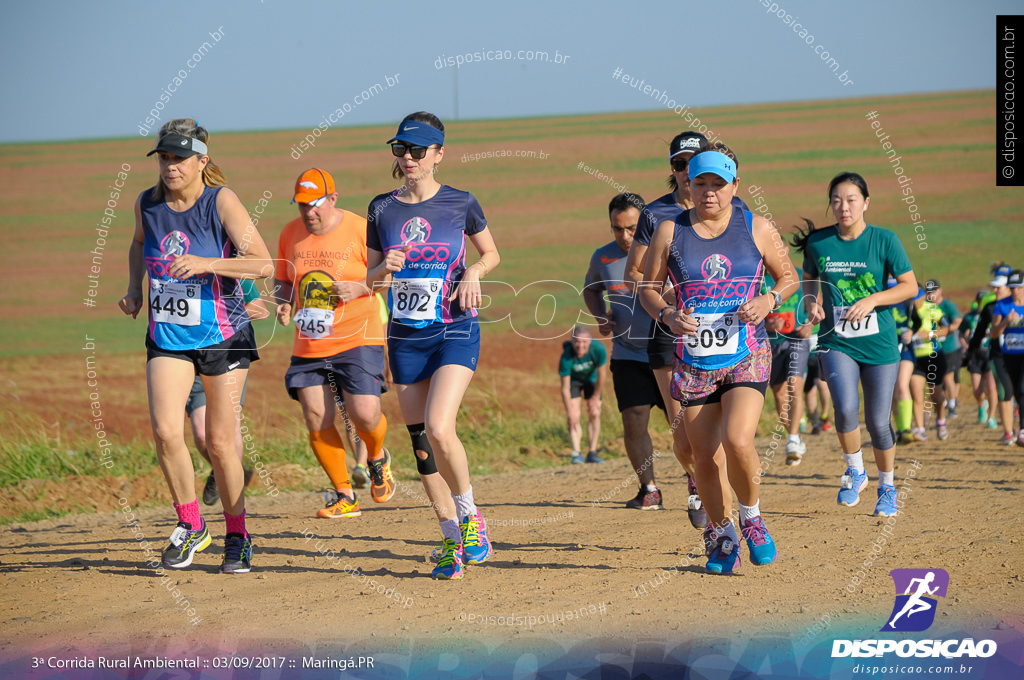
767, 290, 782, 311
658, 306, 672, 323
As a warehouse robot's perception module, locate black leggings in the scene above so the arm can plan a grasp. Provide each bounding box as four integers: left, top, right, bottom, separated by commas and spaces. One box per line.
1004, 354, 1024, 429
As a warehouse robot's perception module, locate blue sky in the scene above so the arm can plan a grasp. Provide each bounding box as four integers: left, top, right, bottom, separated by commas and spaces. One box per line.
0, 0, 1014, 143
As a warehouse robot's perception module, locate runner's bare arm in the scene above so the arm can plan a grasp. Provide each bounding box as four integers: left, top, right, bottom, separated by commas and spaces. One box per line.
745, 214, 800, 323
366, 246, 407, 293
118, 194, 147, 319
451, 226, 499, 311
560, 375, 574, 411
639, 220, 695, 336
164, 189, 274, 281
623, 240, 648, 293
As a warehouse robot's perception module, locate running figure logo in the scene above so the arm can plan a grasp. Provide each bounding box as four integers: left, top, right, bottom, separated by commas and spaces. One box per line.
881, 568, 949, 632
701, 253, 731, 281
401, 217, 432, 244
161, 231, 190, 258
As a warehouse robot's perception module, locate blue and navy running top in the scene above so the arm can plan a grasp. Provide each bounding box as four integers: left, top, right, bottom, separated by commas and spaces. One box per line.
366, 185, 487, 328
666, 207, 766, 370
993, 297, 1024, 355
142, 186, 249, 350
635, 193, 748, 248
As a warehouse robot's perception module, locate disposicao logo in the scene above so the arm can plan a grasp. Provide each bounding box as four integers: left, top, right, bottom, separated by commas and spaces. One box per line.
882, 568, 948, 632
831, 568, 997, 660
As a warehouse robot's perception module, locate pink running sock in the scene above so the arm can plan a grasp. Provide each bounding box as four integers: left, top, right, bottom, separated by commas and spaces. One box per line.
224, 509, 247, 537
173, 498, 202, 529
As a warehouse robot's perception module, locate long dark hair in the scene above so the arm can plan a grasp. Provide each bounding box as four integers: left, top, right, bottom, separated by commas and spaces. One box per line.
792, 172, 871, 253
391, 111, 445, 180
790, 217, 816, 254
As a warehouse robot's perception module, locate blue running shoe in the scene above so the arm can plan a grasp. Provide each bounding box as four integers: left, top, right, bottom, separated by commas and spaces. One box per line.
585, 450, 604, 464
460, 509, 493, 565
873, 485, 897, 517
570, 452, 585, 464
704, 524, 741, 575
837, 468, 868, 507
741, 516, 777, 565
431, 538, 464, 580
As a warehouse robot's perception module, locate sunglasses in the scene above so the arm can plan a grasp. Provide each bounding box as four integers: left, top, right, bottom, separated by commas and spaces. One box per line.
308, 196, 329, 208
671, 159, 689, 172
391, 143, 431, 160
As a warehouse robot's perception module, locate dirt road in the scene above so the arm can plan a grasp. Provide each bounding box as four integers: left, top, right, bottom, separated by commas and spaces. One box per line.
2, 412, 1022, 678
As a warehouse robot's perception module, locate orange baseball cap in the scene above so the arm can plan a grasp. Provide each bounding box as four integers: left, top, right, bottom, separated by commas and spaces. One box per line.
292, 168, 336, 205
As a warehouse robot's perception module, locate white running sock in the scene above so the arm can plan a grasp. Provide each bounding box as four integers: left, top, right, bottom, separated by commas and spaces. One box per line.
644, 483, 658, 493
788, 434, 800, 443
720, 520, 739, 544
452, 488, 476, 520
738, 502, 761, 524
843, 450, 865, 473
878, 469, 894, 487
439, 518, 461, 543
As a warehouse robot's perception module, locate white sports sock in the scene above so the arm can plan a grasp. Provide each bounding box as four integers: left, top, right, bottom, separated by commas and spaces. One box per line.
439, 518, 461, 543
843, 450, 865, 473
644, 483, 658, 493
452, 487, 476, 520
788, 434, 800, 443
720, 520, 739, 544
878, 469, 894, 487
738, 502, 761, 524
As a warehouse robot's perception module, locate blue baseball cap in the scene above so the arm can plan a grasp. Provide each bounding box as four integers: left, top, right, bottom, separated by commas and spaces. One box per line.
688, 151, 737, 183
387, 120, 445, 147
990, 265, 1012, 287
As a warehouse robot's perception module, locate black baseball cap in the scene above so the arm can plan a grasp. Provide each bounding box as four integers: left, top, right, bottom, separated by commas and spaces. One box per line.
925, 279, 940, 294
669, 131, 707, 159
147, 133, 209, 158
1008, 270, 1024, 288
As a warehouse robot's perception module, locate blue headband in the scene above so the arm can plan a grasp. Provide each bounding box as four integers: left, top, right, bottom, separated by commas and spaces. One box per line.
688, 151, 737, 183
387, 121, 445, 148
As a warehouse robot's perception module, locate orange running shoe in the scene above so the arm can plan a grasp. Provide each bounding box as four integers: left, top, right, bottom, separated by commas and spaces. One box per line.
368, 448, 395, 503
317, 490, 361, 518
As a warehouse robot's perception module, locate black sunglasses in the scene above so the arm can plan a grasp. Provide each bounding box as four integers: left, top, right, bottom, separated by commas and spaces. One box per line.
391, 143, 430, 160
671, 159, 689, 172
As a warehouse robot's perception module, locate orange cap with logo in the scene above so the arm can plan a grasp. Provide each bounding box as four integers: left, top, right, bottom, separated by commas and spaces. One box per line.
292, 168, 336, 204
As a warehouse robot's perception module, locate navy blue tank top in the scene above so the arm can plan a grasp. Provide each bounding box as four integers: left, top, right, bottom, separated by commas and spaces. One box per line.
666, 208, 766, 370
141, 186, 249, 350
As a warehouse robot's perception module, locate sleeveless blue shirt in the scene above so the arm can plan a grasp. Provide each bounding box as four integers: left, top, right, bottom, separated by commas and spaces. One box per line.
142, 186, 249, 350
666, 208, 766, 370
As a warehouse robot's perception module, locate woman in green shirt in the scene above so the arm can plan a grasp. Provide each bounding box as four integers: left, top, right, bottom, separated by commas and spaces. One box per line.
795, 172, 918, 518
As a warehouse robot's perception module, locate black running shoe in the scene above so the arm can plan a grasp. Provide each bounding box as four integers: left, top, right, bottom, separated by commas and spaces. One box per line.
202, 473, 219, 505
220, 533, 253, 574
161, 520, 211, 569
202, 469, 254, 506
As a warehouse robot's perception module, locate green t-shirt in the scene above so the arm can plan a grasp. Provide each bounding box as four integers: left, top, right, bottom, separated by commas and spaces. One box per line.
558, 340, 607, 384
762, 267, 814, 345
803, 224, 913, 365
938, 298, 961, 354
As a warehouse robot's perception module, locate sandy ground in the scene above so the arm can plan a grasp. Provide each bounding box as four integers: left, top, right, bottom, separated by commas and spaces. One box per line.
2, 409, 1023, 678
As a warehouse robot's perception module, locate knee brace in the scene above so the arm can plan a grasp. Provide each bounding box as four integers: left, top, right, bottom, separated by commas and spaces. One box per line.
407, 423, 437, 475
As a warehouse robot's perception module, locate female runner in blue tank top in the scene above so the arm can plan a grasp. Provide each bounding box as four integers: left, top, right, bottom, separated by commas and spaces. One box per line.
795, 172, 917, 518
366, 112, 501, 580
118, 119, 274, 574
640, 148, 799, 575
